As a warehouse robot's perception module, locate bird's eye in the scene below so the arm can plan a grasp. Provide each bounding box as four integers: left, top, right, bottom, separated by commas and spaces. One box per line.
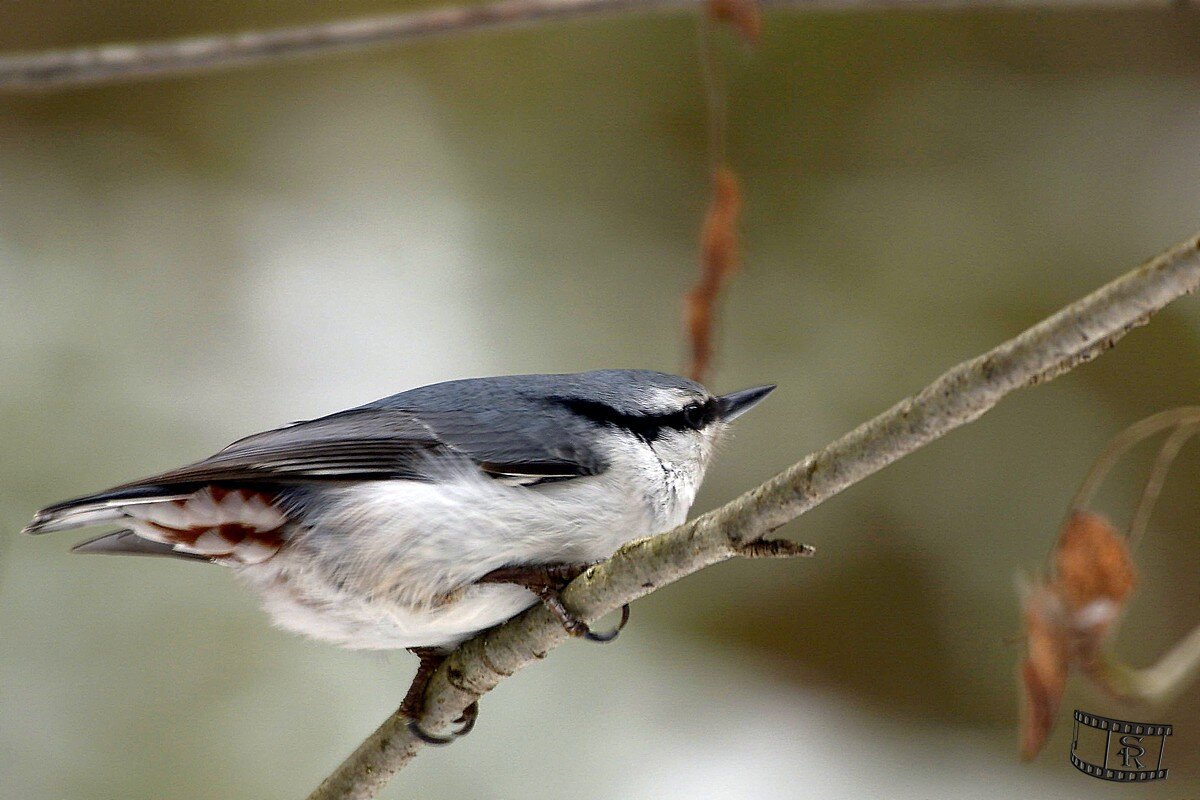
682, 403, 706, 429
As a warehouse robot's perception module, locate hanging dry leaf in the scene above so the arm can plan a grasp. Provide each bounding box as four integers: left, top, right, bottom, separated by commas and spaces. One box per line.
1020, 589, 1070, 760
1018, 511, 1136, 759
1054, 510, 1136, 625
707, 0, 762, 45
685, 166, 742, 384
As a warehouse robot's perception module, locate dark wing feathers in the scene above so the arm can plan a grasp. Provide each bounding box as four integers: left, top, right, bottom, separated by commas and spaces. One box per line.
409, 409, 604, 477
33, 402, 607, 523
174, 404, 607, 483
97, 409, 446, 492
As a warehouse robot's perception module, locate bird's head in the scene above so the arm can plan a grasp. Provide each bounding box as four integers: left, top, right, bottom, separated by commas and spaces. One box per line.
554, 369, 775, 481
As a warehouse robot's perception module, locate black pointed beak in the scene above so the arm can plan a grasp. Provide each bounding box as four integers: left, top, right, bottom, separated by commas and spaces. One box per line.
716, 384, 776, 422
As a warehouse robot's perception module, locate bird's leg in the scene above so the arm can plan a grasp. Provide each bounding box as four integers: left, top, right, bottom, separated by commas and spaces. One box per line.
402, 646, 477, 745
476, 563, 631, 643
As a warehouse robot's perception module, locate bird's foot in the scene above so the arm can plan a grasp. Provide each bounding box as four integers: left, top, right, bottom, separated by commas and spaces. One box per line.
405, 703, 478, 746
476, 562, 631, 643
402, 647, 477, 745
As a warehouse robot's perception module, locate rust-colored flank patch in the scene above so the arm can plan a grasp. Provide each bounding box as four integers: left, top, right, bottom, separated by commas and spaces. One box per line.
124, 486, 288, 564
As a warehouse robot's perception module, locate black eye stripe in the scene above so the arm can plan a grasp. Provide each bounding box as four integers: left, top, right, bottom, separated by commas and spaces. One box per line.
557, 398, 717, 441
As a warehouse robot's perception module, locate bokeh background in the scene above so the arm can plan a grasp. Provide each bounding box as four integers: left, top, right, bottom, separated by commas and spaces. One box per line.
4, 3, 1200, 798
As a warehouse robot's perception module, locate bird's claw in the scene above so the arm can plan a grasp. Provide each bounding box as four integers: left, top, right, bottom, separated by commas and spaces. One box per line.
455, 701, 479, 736
406, 701, 478, 745
407, 718, 457, 745
581, 603, 631, 642
476, 562, 633, 643
537, 587, 630, 643
402, 647, 479, 746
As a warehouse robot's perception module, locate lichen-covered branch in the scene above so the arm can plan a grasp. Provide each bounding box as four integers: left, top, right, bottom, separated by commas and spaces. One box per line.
0, 0, 1174, 91
306, 233, 1200, 800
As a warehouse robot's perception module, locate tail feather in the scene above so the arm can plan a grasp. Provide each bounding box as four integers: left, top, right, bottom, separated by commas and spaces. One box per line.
24, 487, 187, 535
24, 505, 123, 535
71, 530, 211, 562
25, 485, 287, 566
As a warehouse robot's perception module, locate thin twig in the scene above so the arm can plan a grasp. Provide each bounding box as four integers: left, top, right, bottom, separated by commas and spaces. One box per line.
306, 233, 1200, 800
694, 14, 727, 174
1101, 622, 1200, 705
1069, 407, 1200, 513
1129, 420, 1200, 546
0, 0, 1178, 91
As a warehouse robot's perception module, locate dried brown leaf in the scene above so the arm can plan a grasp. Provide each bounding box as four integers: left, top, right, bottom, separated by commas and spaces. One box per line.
1018, 511, 1137, 759
1019, 589, 1070, 760
706, 0, 762, 45
686, 166, 742, 384
1054, 511, 1136, 612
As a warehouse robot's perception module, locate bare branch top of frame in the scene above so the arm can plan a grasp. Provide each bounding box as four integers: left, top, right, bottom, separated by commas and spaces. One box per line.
0, 0, 1177, 92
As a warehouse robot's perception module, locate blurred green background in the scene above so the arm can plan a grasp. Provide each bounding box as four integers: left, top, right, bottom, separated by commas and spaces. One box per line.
4, 3, 1200, 798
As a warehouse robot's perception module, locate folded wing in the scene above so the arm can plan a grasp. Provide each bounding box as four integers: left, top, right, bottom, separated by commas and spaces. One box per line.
24, 402, 608, 564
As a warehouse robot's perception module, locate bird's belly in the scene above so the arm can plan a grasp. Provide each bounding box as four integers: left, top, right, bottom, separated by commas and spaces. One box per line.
233, 475, 666, 650
238, 563, 540, 650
